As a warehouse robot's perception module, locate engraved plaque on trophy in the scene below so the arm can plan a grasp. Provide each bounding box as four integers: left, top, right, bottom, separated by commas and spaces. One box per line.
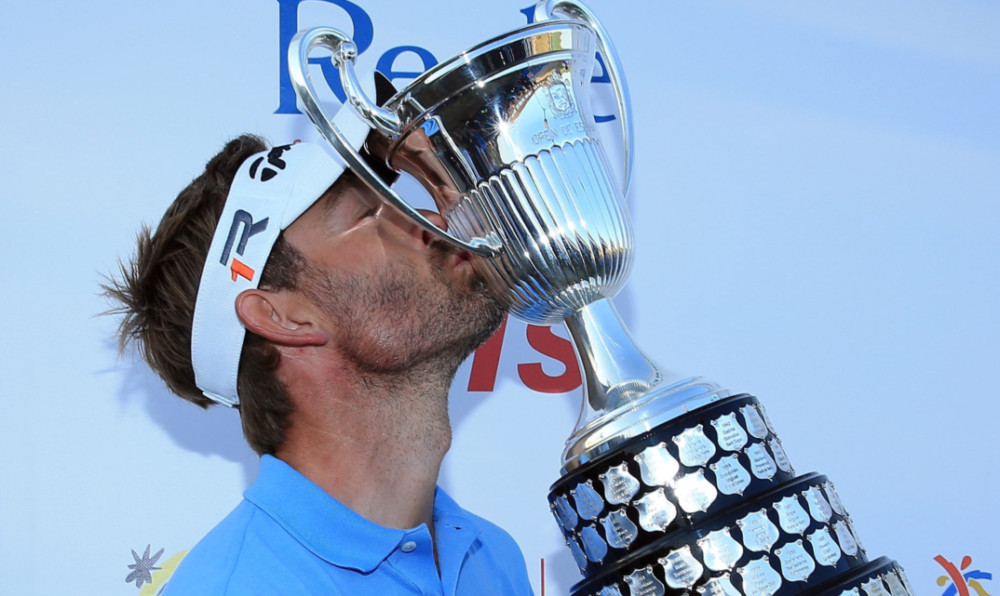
808, 527, 843, 567
698, 574, 741, 596
625, 566, 665, 596
738, 509, 780, 553
635, 443, 680, 487
804, 485, 834, 523
738, 556, 783, 596
746, 443, 779, 481
600, 508, 638, 550
600, 463, 641, 506
712, 413, 749, 452
634, 488, 677, 533
572, 480, 605, 521
741, 406, 770, 440
674, 470, 719, 513
711, 454, 752, 496
775, 539, 816, 582
675, 425, 717, 467
698, 528, 744, 572
774, 495, 811, 535
660, 546, 705, 590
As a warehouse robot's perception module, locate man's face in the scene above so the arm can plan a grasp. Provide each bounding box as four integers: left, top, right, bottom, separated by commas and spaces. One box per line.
283, 174, 504, 373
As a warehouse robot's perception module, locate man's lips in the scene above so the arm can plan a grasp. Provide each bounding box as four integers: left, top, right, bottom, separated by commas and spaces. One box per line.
452, 250, 473, 269
429, 241, 474, 272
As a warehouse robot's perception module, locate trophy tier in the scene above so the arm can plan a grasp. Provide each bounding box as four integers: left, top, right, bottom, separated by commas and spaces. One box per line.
548, 394, 913, 596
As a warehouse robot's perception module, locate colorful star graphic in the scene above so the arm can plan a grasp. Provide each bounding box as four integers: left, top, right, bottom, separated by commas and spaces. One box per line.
936, 554, 993, 596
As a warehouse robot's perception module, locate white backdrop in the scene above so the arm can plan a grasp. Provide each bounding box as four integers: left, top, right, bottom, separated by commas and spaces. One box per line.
2, 1, 998, 594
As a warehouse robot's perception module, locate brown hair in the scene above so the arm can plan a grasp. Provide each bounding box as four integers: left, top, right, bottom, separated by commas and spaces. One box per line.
104, 134, 301, 455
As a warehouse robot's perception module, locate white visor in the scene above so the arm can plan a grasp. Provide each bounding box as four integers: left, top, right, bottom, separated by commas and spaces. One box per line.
191, 110, 370, 406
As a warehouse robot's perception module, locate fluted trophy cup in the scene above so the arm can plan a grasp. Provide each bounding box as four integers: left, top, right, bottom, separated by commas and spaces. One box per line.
288, 1, 912, 594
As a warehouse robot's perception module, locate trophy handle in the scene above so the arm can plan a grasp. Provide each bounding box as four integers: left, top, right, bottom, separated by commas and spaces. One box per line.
535, 0, 634, 196
288, 27, 502, 257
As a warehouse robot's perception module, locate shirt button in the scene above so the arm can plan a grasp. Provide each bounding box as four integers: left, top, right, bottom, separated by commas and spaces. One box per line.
400, 541, 417, 553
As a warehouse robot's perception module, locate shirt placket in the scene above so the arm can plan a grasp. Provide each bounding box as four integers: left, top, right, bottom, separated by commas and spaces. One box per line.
386, 526, 443, 595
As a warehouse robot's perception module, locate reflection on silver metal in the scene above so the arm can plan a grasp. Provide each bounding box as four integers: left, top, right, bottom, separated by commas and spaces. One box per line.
567, 536, 588, 570
824, 481, 848, 516
737, 509, 780, 553
803, 486, 833, 523
808, 527, 842, 567
741, 405, 770, 439
697, 574, 741, 596
861, 577, 892, 596
674, 424, 717, 467
674, 470, 718, 513
571, 480, 605, 520
287, 28, 499, 257
635, 443, 680, 486
288, 0, 728, 473
848, 518, 867, 554
711, 454, 751, 496
738, 556, 782, 596
712, 413, 749, 452
774, 495, 811, 534
634, 488, 677, 532
600, 508, 638, 550
599, 462, 640, 505
660, 546, 705, 590
553, 494, 579, 531
698, 528, 744, 572
746, 443, 778, 481
758, 404, 778, 435
769, 437, 793, 473
580, 524, 608, 562
625, 566, 665, 596
834, 520, 859, 556
897, 568, 916, 594
534, 0, 634, 194
885, 572, 909, 596
775, 539, 816, 582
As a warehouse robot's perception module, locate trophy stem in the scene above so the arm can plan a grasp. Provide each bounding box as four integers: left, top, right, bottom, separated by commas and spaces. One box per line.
564, 298, 662, 412
561, 298, 728, 473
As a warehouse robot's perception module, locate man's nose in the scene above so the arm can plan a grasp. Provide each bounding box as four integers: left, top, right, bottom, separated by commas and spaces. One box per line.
395, 207, 451, 250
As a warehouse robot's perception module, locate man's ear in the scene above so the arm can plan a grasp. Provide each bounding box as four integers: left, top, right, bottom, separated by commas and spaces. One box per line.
235, 289, 328, 347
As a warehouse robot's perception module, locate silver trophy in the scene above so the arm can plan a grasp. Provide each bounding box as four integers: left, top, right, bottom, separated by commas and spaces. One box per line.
289, 1, 911, 593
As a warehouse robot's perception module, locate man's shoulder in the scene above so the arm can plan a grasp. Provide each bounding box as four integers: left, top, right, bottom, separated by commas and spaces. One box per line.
162, 500, 326, 596
467, 514, 533, 590
436, 493, 534, 594
438, 490, 523, 552
464, 508, 524, 553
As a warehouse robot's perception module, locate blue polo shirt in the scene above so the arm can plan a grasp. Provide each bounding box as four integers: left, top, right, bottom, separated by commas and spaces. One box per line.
164, 456, 534, 595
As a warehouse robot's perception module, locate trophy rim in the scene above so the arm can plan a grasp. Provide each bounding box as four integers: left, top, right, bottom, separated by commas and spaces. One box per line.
380, 18, 593, 129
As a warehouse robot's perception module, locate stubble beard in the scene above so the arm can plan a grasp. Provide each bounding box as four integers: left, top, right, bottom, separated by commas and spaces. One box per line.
308, 242, 506, 379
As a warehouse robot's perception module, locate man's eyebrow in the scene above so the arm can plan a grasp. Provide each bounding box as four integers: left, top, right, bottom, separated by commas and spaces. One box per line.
318, 184, 345, 215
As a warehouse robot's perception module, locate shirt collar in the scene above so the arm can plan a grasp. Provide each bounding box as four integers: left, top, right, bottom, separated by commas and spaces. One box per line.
244, 455, 407, 573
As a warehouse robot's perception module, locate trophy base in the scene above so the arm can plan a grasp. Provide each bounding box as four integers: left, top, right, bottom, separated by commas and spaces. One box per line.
562, 375, 730, 474
547, 395, 912, 596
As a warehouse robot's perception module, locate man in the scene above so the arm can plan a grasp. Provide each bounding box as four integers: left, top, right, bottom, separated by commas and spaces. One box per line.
105, 121, 533, 594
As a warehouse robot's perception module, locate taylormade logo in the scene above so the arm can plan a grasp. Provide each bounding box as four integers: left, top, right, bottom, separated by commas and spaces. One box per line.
249, 144, 293, 182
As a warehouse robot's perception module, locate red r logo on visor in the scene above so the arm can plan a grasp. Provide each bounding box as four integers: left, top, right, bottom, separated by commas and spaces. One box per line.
220, 209, 269, 282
